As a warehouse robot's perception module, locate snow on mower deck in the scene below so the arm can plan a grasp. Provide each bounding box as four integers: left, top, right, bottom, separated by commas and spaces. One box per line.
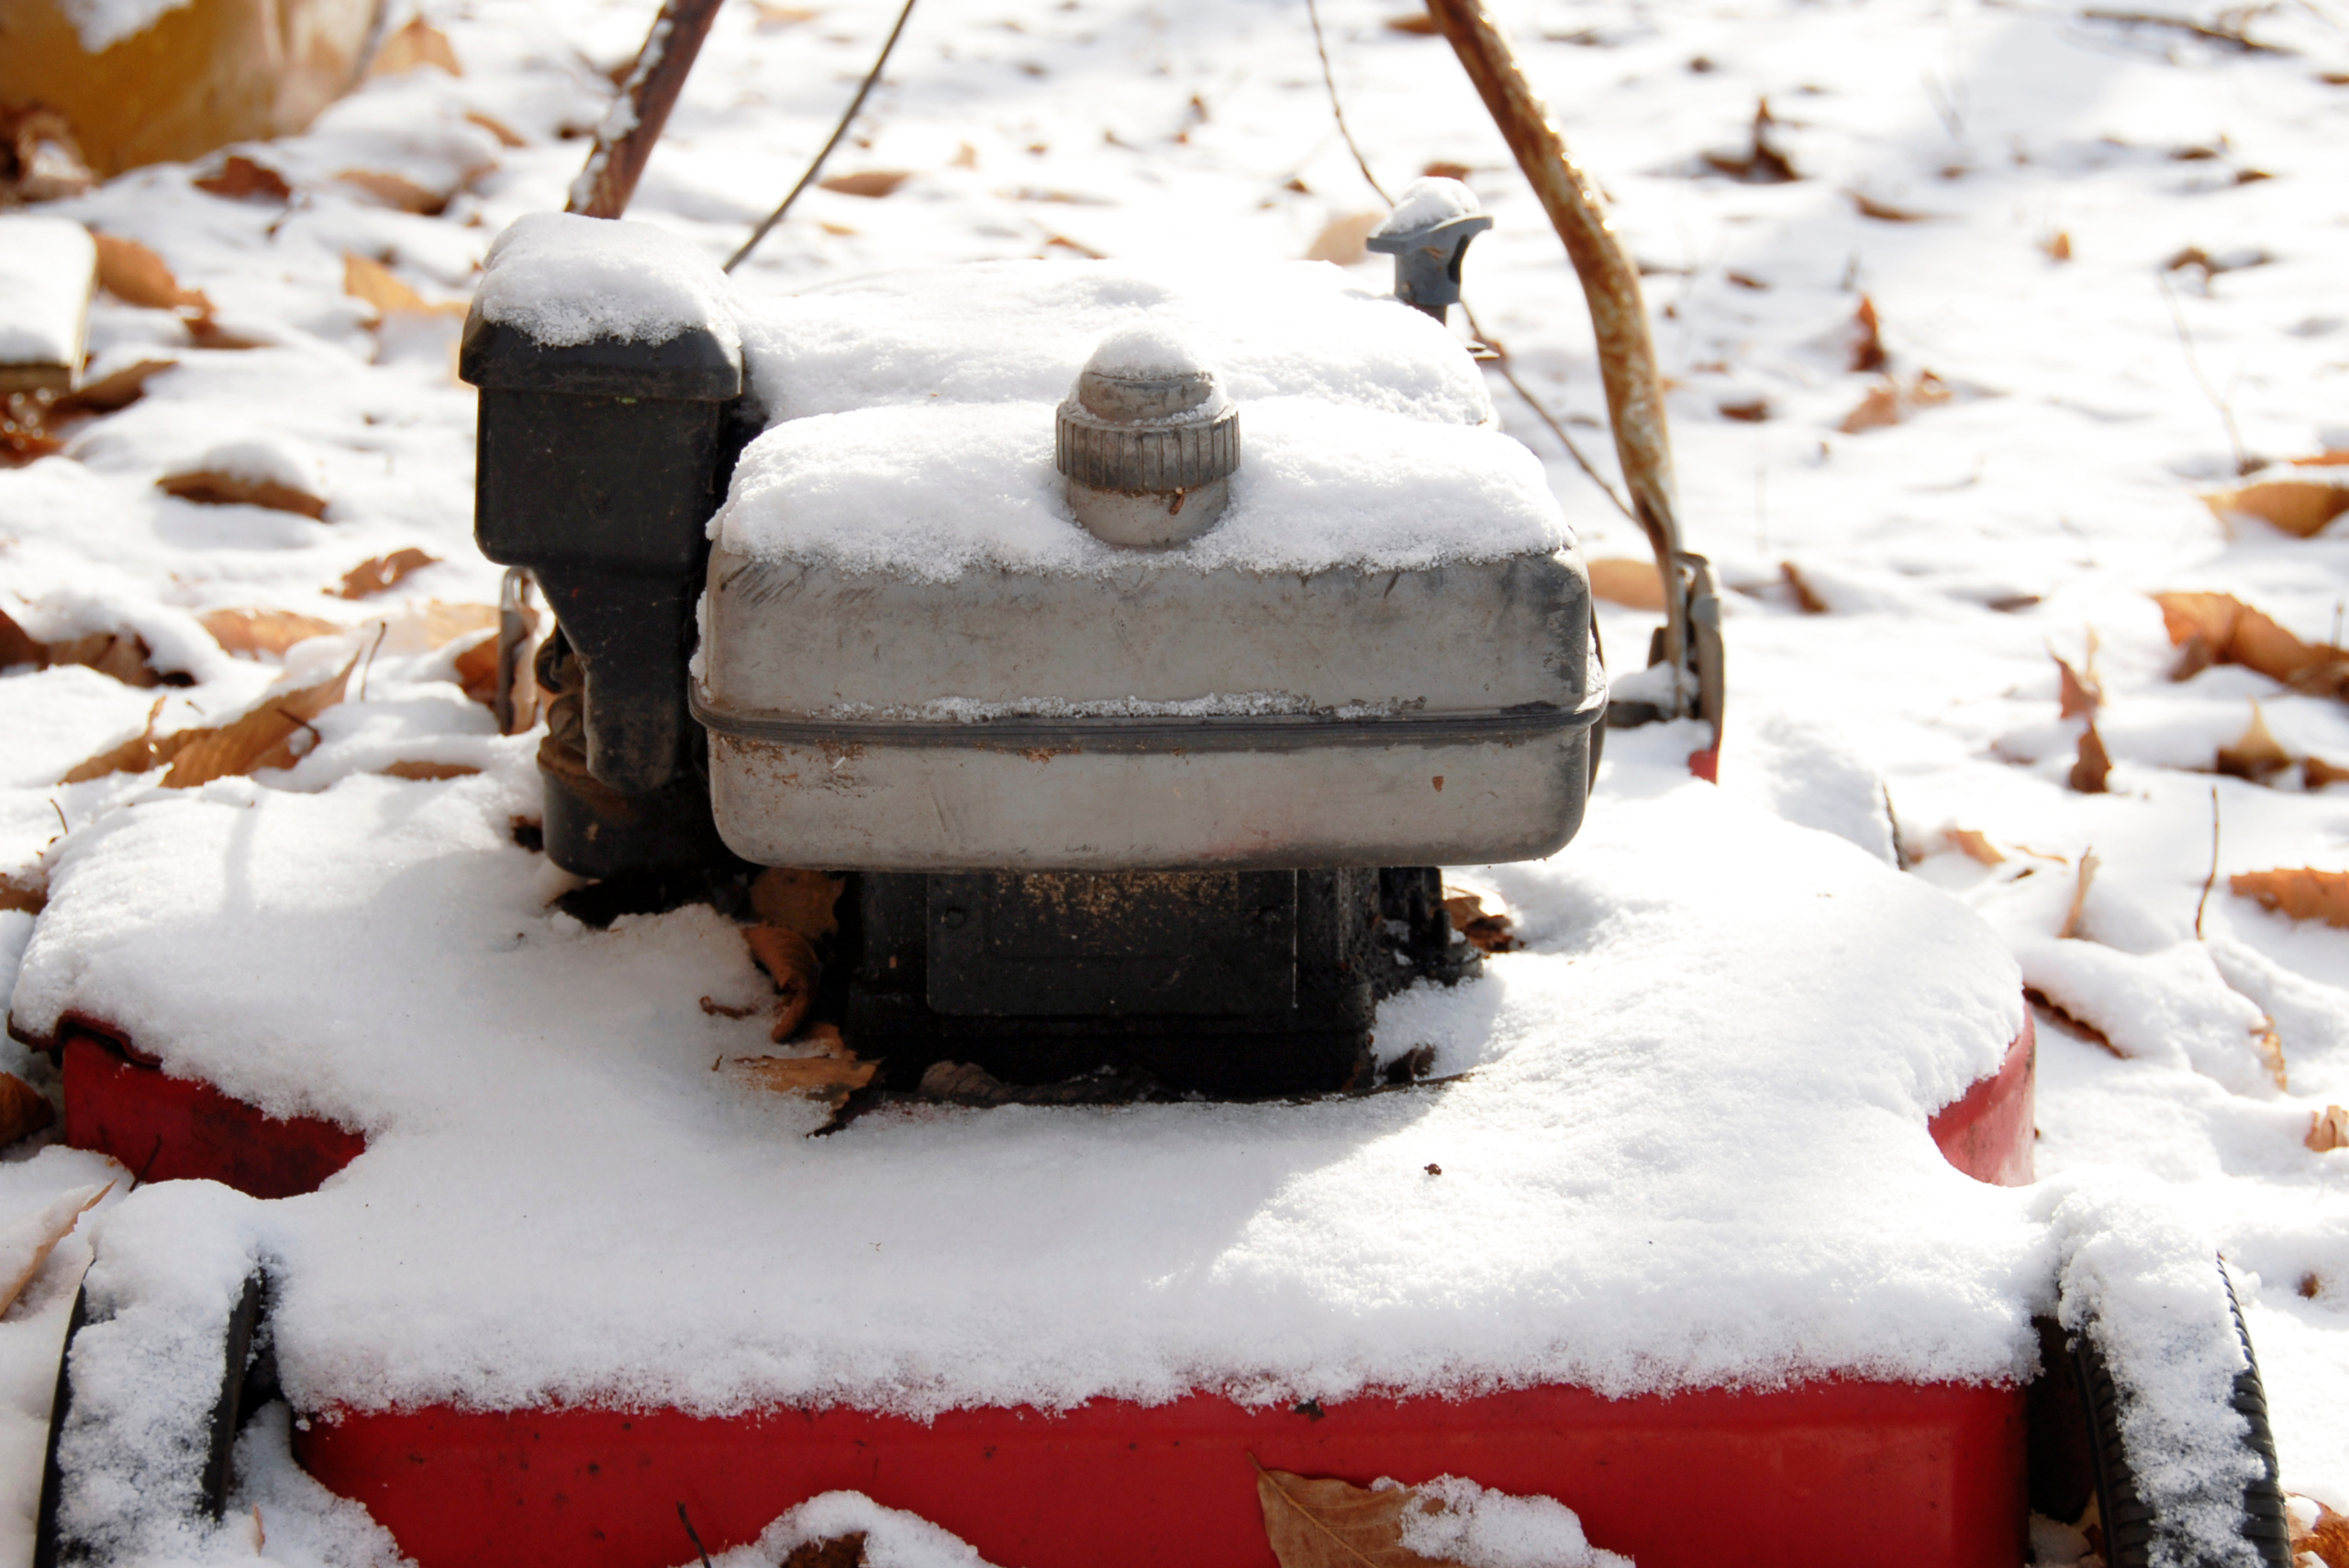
11, 732, 2070, 1568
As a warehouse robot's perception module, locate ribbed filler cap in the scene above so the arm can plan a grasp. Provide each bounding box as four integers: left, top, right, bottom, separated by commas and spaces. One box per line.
1055, 325, 1241, 494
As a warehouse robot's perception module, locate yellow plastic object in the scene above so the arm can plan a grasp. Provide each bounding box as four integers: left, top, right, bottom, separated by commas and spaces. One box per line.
0, 0, 383, 177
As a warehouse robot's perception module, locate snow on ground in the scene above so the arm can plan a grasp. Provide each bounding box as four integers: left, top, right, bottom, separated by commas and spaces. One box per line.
0, 0, 2346, 1549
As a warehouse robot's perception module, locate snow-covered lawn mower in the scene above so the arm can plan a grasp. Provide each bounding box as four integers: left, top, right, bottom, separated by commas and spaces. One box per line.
4, 8, 2300, 1565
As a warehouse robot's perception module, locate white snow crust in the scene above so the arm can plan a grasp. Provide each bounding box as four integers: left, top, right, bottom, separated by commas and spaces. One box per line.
12, 728, 2043, 1421
1373, 176, 1482, 237
1384, 1474, 1631, 1568
475, 211, 739, 354
0, 217, 95, 370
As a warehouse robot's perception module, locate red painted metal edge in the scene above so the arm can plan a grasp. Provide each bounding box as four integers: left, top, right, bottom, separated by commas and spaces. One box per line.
1928, 1016, 2035, 1187
58, 1026, 364, 1199
297, 1377, 2026, 1568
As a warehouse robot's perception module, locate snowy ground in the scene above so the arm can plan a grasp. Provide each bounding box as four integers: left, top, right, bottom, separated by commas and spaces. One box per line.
3, 0, 2348, 1556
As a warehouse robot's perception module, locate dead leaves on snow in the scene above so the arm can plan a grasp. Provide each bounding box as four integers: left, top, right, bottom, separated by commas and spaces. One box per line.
343, 254, 465, 321
2310, 1107, 2349, 1154
157, 468, 328, 520
194, 155, 293, 203
2201, 467, 2349, 539
818, 171, 913, 199
201, 608, 341, 658
1442, 892, 1521, 954
2154, 591, 2349, 700
0, 609, 173, 687
2231, 868, 2349, 929
336, 548, 439, 599
1255, 1463, 1446, 1568
368, 17, 462, 77
159, 657, 357, 787
0, 1074, 52, 1151
1838, 370, 1953, 434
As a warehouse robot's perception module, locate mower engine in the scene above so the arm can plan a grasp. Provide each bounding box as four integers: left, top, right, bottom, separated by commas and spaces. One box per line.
460, 192, 1602, 1099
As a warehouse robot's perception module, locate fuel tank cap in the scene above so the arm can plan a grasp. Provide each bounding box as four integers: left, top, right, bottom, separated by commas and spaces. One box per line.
1055, 324, 1241, 547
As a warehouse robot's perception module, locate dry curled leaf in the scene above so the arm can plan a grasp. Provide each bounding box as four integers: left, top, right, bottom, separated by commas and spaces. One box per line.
2309, 1106, 2349, 1154
343, 253, 463, 319
0, 876, 41, 916
158, 470, 328, 520
1848, 189, 1940, 222
745, 925, 824, 1041
1838, 370, 1953, 435
1442, 892, 1521, 954
1702, 99, 1798, 183
91, 235, 208, 313
39, 628, 164, 688
60, 696, 184, 784
2232, 868, 2349, 929
337, 548, 439, 600
163, 658, 355, 787
2153, 591, 2349, 698
2201, 477, 2349, 539
2216, 704, 2293, 781
2288, 1496, 2349, 1567
2307, 756, 2349, 789
2059, 849, 2099, 939
0, 610, 47, 670
1304, 210, 1385, 265
751, 867, 845, 940
1586, 557, 1664, 612
781, 1532, 867, 1568
1850, 295, 1887, 373
194, 155, 292, 202
1385, 11, 1441, 33
2254, 1020, 2288, 1091
818, 171, 912, 198
2043, 230, 2073, 261
731, 1047, 875, 1110
338, 170, 449, 216
2055, 650, 2101, 718
0, 1184, 110, 1318
368, 16, 462, 75
1945, 828, 2006, 866
378, 761, 478, 781
2069, 723, 2111, 795
202, 608, 342, 658
0, 1073, 52, 1151
53, 358, 174, 418
1782, 562, 1829, 614
463, 110, 526, 149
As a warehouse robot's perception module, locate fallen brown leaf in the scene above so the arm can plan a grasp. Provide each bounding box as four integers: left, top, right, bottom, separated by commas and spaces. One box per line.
818, 171, 912, 198
1945, 828, 2006, 865
202, 608, 342, 658
2310, 1106, 2349, 1153
0, 610, 45, 670
368, 16, 462, 75
338, 170, 448, 216
2216, 703, 2293, 781
731, 1048, 876, 1109
1422, 160, 1472, 181
0, 1184, 110, 1318
1848, 189, 1939, 222
2069, 721, 2112, 794
1782, 562, 1829, 614
1305, 210, 1386, 265
2043, 230, 2073, 261
745, 925, 824, 1041
1837, 370, 1953, 434
45, 629, 164, 688
462, 110, 526, 149
751, 867, 846, 940
1442, 892, 1521, 954
91, 235, 207, 313
2153, 591, 2349, 698
699, 996, 757, 1020
1385, 11, 1441, 32
2232, 868, 2349, 929
194, 155, 292, 202
2055, 651, 2101, 718
2307, 756, 2349, 789
1850, 295, 1887, 373
1586, 557, 1664, 611
2201, 477, 2349, 539
0, 877, 40, 916
163, 658, 356, 787
1253, 1461, 1468, 1568
0, 1074, 51, 1150
337, 548, 439, 600
1703, 99, 1798, 183
60, 697, 184, 783
2288, 1495, 2349, 1566
158, 470, 328, 520
343, 253, 462, 319
51, 358, 174, 417
2254, 1019, 2288, 1091
2060, 849, 2099, 939
1719, 397, 1770, 423
378, 761, 478, 781
780, 1534, 867, 1568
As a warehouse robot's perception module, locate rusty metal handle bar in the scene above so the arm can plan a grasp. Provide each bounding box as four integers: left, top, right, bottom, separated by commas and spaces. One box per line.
1425, 0, 1720, 740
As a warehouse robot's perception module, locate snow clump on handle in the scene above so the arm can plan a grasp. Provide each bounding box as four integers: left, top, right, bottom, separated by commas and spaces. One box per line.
475, 212, 739, 354
1374, 176, 1482, 237
1382, 1474, 1634, 1568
